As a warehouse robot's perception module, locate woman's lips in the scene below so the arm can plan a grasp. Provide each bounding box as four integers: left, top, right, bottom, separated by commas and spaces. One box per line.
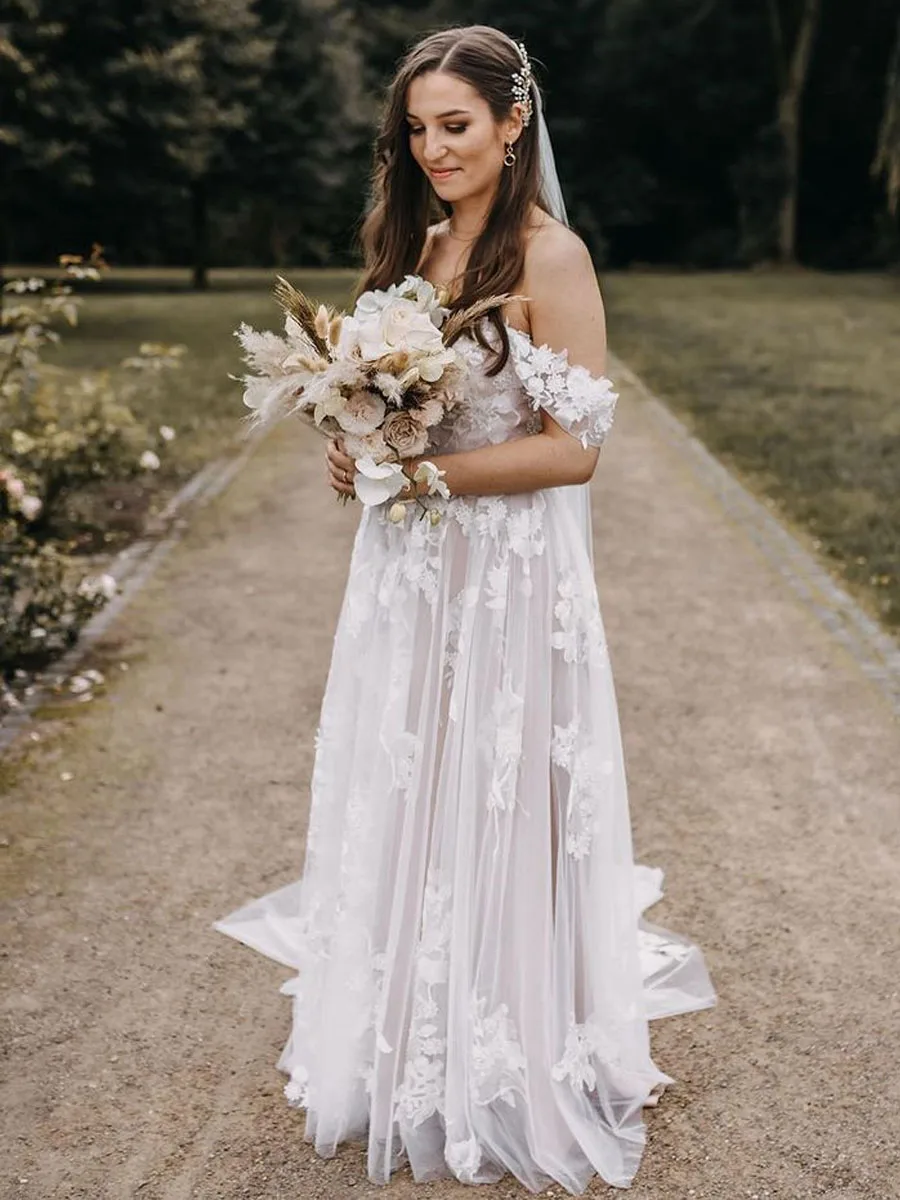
429, 167, 459, 180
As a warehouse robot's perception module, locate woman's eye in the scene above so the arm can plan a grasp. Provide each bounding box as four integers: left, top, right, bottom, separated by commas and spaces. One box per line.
408, 126, 424, 136
446, 124, 467, 135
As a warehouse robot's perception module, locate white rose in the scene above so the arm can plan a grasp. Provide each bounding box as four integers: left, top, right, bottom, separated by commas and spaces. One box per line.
78, 572, 117, 602
380, 299, 444, 355
19, 494, 42, 520
335, 314, 361, 358
354, 287, 392, 320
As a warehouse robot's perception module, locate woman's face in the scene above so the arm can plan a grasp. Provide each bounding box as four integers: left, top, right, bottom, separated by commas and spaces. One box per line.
406, 71, 520, 207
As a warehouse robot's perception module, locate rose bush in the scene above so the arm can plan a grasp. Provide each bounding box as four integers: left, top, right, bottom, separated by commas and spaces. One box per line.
1, 252, 185, 690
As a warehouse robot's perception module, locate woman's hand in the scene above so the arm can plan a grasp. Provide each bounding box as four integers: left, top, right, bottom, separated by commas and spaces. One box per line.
326, 436, 356, 498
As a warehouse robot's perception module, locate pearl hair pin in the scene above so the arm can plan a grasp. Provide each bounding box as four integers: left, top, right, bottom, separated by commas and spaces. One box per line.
510, 40, 534, 127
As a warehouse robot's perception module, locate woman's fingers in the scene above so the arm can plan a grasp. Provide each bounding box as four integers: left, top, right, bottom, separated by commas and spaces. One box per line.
325, 437, 356, 495
326, 441, 355, 474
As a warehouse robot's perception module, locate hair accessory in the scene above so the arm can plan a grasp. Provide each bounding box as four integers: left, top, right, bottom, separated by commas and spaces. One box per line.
510, 40, 534, 127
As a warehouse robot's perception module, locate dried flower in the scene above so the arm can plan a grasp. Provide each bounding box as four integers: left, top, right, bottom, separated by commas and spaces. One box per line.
383, 410, 429, 458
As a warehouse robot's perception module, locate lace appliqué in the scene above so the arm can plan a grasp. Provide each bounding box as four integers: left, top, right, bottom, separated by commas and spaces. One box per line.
384, 729, 422, 799
393, 870, 452, 1128
478, 671, 525, 816
469, 994, 527, 1108
551, 718, 614, 860
508, 327, 618, 450
551, 1018, 621, 1092
551, 571, 606, 665
445, 493, 547, 567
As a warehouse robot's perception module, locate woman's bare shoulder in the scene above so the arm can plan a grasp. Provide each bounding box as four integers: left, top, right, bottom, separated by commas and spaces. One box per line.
523, 214, 594, 279
520, 213, 607, 361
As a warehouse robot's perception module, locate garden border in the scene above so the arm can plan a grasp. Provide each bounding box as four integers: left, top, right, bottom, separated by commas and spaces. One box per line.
612, 355, 900, 718
0, 428, 267, 755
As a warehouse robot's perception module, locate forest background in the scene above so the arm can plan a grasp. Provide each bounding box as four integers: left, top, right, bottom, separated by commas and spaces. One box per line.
4, 0, 900, 281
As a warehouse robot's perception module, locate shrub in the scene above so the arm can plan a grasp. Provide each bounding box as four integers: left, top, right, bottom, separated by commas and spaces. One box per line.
1, 250, 185, 684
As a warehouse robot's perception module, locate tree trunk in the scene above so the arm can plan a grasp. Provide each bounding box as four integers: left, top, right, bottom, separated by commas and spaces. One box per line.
269, 210, 290, 268
872, 19, 900, 217
191, 178, 209, 291
772, 0, 821, 264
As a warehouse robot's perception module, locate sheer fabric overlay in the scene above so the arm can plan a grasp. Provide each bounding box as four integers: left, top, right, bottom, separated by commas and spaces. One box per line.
214, 323, 716, 1193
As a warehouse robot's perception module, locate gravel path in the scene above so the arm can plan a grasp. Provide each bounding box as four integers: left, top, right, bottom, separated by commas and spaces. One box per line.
2, 372, 898, 1200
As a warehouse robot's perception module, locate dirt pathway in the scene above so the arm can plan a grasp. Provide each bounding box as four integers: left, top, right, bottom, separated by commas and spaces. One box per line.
2, 374, 898, 1200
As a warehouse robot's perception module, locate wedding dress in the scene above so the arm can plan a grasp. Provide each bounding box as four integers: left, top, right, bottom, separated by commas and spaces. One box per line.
214, 321, 716, 1193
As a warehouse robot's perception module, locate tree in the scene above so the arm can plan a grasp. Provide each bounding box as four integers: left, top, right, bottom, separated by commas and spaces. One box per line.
766, 0, 821, 263
240, 0, 369, 267
147, 0, 272, 288
873, 18, 900, 218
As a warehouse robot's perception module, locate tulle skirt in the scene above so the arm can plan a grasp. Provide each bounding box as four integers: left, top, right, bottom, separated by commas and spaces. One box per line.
215, 482, 716, 1192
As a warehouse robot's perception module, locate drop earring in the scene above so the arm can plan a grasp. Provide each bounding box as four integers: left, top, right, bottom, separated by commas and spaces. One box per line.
504, 142, 516, 167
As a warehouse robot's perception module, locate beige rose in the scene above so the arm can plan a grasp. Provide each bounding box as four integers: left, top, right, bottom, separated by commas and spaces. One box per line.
383, 410, 429, 458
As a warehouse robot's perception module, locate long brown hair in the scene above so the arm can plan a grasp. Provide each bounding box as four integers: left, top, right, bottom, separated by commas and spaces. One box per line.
358, 26, 547, 374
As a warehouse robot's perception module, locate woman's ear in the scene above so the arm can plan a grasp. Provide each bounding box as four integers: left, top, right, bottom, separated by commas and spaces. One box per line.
504, 104, 526, 146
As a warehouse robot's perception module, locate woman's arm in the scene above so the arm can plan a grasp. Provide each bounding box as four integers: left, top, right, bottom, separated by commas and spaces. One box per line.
416, 227, 609, 497
326, 224, 612, 499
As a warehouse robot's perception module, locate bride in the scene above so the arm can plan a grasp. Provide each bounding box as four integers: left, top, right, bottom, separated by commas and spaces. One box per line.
215, 24, 716, 1194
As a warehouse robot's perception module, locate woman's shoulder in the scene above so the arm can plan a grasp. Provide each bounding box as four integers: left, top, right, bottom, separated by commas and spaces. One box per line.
518, 211, 607, 361
523, 211, 594, 280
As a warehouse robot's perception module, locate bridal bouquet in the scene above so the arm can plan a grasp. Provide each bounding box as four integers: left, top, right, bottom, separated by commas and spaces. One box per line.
234, 274, 513, 525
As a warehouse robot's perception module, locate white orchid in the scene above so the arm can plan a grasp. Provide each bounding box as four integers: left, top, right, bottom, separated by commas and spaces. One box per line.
416, 347, 457, 383
413, 459, 450, 499
353, 456, 408, 507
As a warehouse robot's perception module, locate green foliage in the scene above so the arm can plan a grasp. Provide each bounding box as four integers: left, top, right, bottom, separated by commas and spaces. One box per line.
0, 254, 181, 678
3, 0, 899, 270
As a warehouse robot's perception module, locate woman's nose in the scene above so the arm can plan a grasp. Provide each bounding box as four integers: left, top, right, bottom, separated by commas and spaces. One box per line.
423, 131, 448, 162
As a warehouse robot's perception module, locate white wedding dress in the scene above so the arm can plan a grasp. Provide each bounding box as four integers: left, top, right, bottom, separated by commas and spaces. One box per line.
214, 322, 716, 1193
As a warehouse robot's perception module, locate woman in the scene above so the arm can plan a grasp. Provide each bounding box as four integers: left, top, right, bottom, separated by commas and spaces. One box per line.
216, 25, 716, 1193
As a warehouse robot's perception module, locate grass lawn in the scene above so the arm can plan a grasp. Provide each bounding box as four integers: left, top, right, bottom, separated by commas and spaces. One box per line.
603, 271, 900, 630
23, 268, 359, 551
44, 267, 358, 475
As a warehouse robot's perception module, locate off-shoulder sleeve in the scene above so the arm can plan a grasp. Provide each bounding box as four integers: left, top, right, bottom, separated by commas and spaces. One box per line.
507, 326, 618, 449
